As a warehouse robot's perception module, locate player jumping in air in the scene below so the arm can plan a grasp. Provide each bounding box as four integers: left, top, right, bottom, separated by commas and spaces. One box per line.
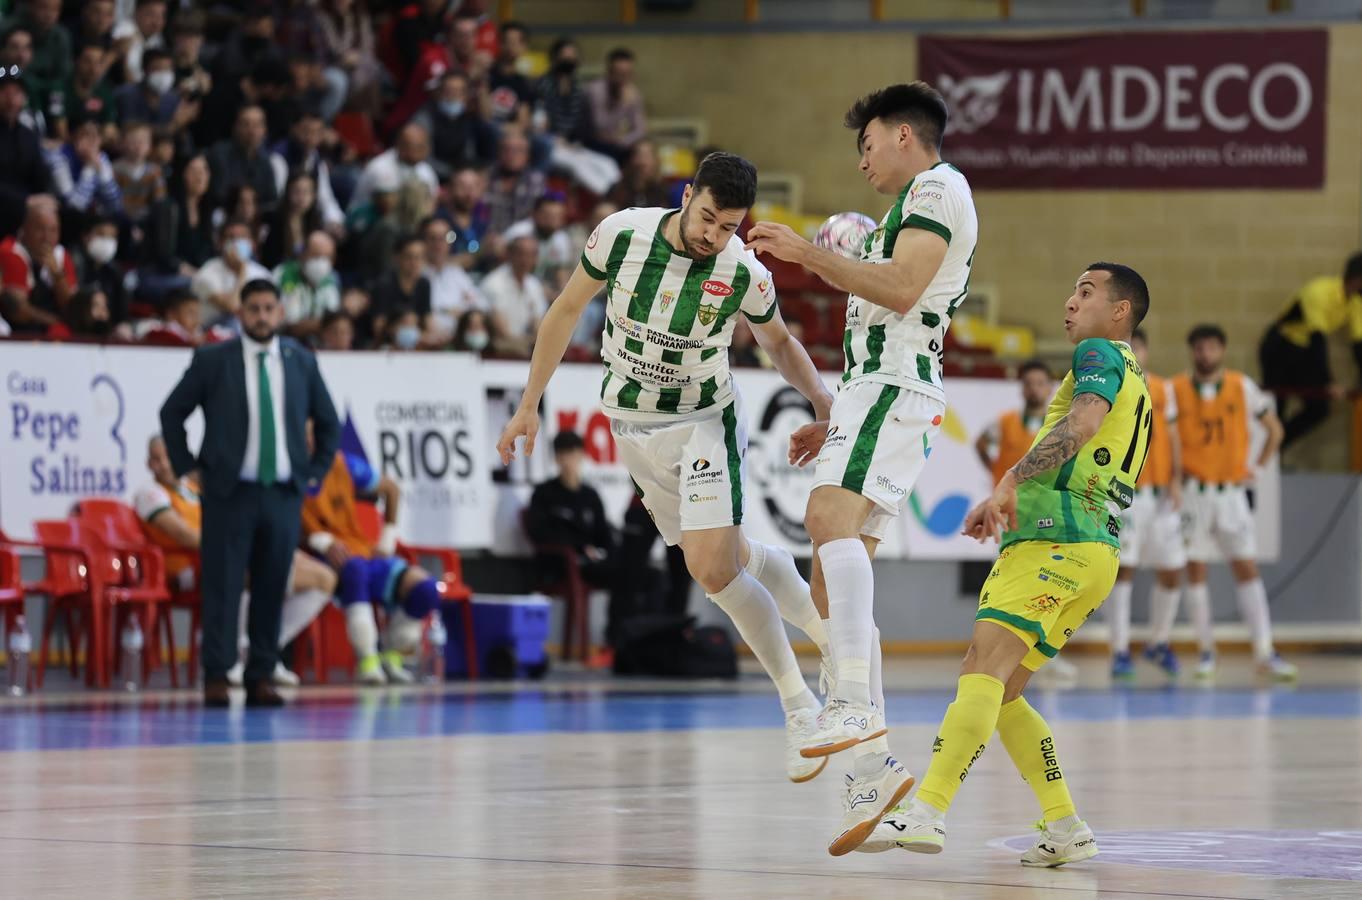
497, 152, 838, 783
880, 264, 1151, 866
747, 81, 978, 855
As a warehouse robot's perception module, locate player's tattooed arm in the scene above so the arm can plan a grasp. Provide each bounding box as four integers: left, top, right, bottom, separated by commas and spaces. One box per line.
1008, 394, 1110, 484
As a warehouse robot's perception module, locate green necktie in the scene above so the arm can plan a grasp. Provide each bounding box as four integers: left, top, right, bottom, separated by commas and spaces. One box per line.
256, 350, 277, 486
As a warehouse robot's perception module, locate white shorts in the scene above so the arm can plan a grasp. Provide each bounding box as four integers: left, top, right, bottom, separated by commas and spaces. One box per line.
1120, 488, 1187, 571
812, 380, 945, 542
611, 399, 747, 547
1182, 482, 1257, 562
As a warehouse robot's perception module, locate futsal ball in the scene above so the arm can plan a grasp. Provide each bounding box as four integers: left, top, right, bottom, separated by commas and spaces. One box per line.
814, 212, 877, 260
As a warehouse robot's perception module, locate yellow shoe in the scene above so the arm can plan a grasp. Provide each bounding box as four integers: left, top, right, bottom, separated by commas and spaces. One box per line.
357, 654, 387, 686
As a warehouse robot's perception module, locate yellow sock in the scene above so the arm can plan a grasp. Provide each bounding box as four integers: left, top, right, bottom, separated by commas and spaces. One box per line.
916, 674, 1005, 813
996, 696, 1077, 822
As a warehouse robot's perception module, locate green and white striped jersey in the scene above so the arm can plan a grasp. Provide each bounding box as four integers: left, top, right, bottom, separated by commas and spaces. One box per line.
843, 161, 978, 404
580, 207, 777, 422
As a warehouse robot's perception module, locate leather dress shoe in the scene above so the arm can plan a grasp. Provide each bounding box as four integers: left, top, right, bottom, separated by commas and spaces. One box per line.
203, 678, 231, 708
244, 680, 286, 708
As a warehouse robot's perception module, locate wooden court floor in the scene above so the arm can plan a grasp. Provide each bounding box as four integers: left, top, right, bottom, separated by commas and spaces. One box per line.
1, 654, 1360, 899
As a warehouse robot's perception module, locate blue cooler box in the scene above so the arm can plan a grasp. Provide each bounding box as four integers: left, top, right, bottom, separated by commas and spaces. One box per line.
445, 594, 551, 679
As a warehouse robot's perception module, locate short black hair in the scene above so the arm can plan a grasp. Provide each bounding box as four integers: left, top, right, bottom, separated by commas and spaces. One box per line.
1018, 359, 1050, 379
395, 233, 425, 255
142, 46, 171, 69
240, 278, 279, 303
553, 431, 585, 454
1187, 323, 1227, 346
550, 37, 575, 59
163, 289, 196, 312
1344, 252, 1362, 283
1131, 327, 1148, 346
1086, 261, 1149, 331
83, 213, 116, 233
607, 47, 634, 65
691, 151, 757, 211
844, 81, 949, 152
320, 310, 352, 331
501, 20, 527, 39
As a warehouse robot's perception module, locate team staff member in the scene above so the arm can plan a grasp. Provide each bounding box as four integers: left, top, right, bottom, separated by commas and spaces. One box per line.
135, 435, 334, 686
161, 279, 341, 707
1105, 329, 1185, 680
974, 360, 1052, 487
1174, 324, 1293, 681
1258, 253, 1362, 449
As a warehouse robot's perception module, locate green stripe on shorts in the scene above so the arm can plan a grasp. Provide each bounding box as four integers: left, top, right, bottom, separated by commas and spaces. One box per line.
721, 402, 743, 525
975, 607, 1048, 644
842, 384, 900, 495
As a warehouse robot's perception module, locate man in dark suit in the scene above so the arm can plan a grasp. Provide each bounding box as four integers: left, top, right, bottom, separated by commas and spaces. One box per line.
161, 279, 341, 707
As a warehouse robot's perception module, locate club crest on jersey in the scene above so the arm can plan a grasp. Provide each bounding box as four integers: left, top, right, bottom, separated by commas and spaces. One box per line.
701, 279, 733, 297
697, 303, 721, 326
586, 228, 599, 250
660, 290, 676, 312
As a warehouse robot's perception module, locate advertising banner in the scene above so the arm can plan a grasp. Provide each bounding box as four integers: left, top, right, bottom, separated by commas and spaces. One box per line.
1, 349, 1277, 561
918, 30, 1327, 189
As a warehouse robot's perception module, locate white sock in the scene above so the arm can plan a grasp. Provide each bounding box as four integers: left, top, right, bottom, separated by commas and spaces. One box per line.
1107, 580, 1133, 654
385, 609, 425, 655
237, 590, 251, 656
747, 541, 830, 655
869, 626, 885, 712
1185, 582, 1215, 655
818, 539, 875, 707
345, 603, 378, 658
908, 796, 945, 822
1048, 814, 1081, 833
1149, 583, 1181, 645
280, 589, 329, 647
850, 629, 892, 777
709, 570, 818, 713
1235, 578, 1275, 662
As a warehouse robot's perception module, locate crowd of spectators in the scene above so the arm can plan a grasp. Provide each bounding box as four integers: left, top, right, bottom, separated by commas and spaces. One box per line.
0, 0, 654, 361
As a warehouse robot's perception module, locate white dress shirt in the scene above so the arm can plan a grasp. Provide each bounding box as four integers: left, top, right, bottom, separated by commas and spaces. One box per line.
239, 334, 292, 483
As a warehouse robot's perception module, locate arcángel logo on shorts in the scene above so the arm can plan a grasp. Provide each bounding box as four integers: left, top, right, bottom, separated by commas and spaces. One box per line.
1025, 594, 1063, 614
692, 459, 711, 472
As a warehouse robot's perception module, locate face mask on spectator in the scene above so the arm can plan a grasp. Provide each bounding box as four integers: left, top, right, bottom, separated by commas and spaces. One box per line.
554, 59, 578, 77
147, 70, 175, 95
86, 236, 118, 265
395, 324, 421, 350
463, 330, 489, 351
303, 257, 332, 284
230, 237, 253, 262
439, 99, 465, 118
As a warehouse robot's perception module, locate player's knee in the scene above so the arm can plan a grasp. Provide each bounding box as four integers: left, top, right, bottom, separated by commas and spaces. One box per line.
337, 558, 369, 606
690, 556, 741, 596
1230, 559, 1259, 582
401, 577, 442, 619
805, 505, 854, 547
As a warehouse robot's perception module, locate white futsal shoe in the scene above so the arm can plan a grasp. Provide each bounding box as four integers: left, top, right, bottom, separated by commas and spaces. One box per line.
785, 708, 829, 783
1019, 819, 1099, 867
800, 699, 885, 759
827, 757, 915, 856
271, 662, 301, 686
225, 660, 245, 686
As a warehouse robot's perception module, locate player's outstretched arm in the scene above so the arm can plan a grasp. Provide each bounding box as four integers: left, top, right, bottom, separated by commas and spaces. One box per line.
963, 394, 1111, 542
749, 306, 834, 421
745, 222, 947, 315
495, 263, 605, 465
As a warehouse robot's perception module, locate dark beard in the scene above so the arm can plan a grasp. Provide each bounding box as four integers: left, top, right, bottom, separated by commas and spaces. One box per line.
677, 204, 711, 258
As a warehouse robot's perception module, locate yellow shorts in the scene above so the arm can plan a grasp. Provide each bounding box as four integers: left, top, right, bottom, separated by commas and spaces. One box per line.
976, 540, 1120, 672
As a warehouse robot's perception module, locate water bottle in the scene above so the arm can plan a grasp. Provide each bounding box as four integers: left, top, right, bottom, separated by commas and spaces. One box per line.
120, 617, 144, 692
423, 614, 447, 684
7, 616, 31, 697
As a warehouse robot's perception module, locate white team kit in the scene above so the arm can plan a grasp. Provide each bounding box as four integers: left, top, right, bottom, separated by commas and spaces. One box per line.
580, 206, 777, 544
1121, 386, 1187, 572
814, 162, 978, 537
